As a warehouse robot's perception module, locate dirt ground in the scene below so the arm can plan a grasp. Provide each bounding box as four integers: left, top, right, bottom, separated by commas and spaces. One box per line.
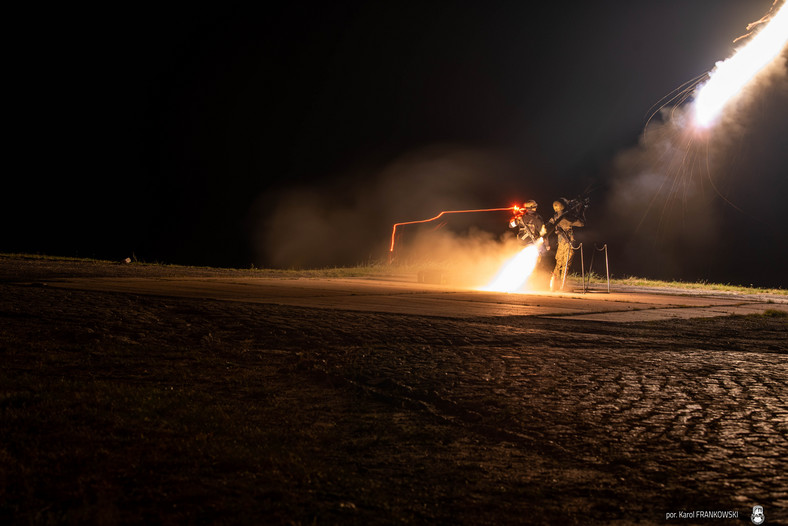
1, 255, 786, 525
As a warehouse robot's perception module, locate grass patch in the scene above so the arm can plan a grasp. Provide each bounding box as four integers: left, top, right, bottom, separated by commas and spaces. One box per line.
0, 252, 403, 279
3, 252, 785, 294
582, 272, 786, 296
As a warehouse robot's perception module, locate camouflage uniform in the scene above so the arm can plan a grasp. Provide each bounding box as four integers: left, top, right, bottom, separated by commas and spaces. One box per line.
510, 210, 545, 247
548, 201, 585, 291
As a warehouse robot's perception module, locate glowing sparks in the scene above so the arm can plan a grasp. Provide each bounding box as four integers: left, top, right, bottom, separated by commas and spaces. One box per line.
693, 1, 788, 128
480, 243, 541, 293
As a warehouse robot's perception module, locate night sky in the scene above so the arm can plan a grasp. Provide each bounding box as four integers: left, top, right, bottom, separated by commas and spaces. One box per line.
5, 1, 787, 286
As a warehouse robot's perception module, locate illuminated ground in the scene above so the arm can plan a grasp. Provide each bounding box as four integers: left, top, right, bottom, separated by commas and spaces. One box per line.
42, 272, 788, 322
1, 256, 786, 524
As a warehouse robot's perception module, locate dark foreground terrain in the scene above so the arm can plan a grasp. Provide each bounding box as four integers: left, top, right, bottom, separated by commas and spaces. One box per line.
1, 256, 786, 524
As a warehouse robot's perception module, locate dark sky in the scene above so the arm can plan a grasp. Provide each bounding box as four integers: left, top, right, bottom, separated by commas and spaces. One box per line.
5, 1, 787, 286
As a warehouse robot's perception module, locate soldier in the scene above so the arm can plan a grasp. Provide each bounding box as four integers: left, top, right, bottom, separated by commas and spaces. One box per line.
509, 200, 547, 248
547, 198, 585, 291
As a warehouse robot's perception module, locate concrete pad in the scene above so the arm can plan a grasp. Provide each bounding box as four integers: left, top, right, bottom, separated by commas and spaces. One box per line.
46, 276, 787, 322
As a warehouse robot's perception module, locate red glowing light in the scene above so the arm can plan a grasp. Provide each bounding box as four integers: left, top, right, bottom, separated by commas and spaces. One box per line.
389, 206, 517, 254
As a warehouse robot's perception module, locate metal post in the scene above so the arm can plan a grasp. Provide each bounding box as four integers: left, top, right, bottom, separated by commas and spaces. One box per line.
579, 243, 585, 293
604, 244, 610, 293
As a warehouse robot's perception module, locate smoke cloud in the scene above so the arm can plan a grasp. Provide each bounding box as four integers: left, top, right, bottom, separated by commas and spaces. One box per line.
601, 48, 787, 286
252, 145, 526, 272
251, 42, 786, 287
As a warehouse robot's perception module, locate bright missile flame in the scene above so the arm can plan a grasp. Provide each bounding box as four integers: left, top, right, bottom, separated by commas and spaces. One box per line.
480, 242, 541, 293
693, 1, 788, 128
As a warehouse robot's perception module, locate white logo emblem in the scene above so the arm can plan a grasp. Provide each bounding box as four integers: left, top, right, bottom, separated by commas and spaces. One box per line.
751, 505, 765, 525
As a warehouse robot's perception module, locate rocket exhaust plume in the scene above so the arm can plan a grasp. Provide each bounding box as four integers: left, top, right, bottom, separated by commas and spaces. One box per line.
479, 240, 543, 293
388, 204, 546, 291
693, 0, 788, 128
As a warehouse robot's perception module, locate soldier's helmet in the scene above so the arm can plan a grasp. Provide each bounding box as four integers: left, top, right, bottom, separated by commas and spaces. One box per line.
523, 200, 538, 211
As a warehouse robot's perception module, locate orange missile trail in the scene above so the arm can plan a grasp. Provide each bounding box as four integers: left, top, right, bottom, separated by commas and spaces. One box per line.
389, 206, 516, 254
